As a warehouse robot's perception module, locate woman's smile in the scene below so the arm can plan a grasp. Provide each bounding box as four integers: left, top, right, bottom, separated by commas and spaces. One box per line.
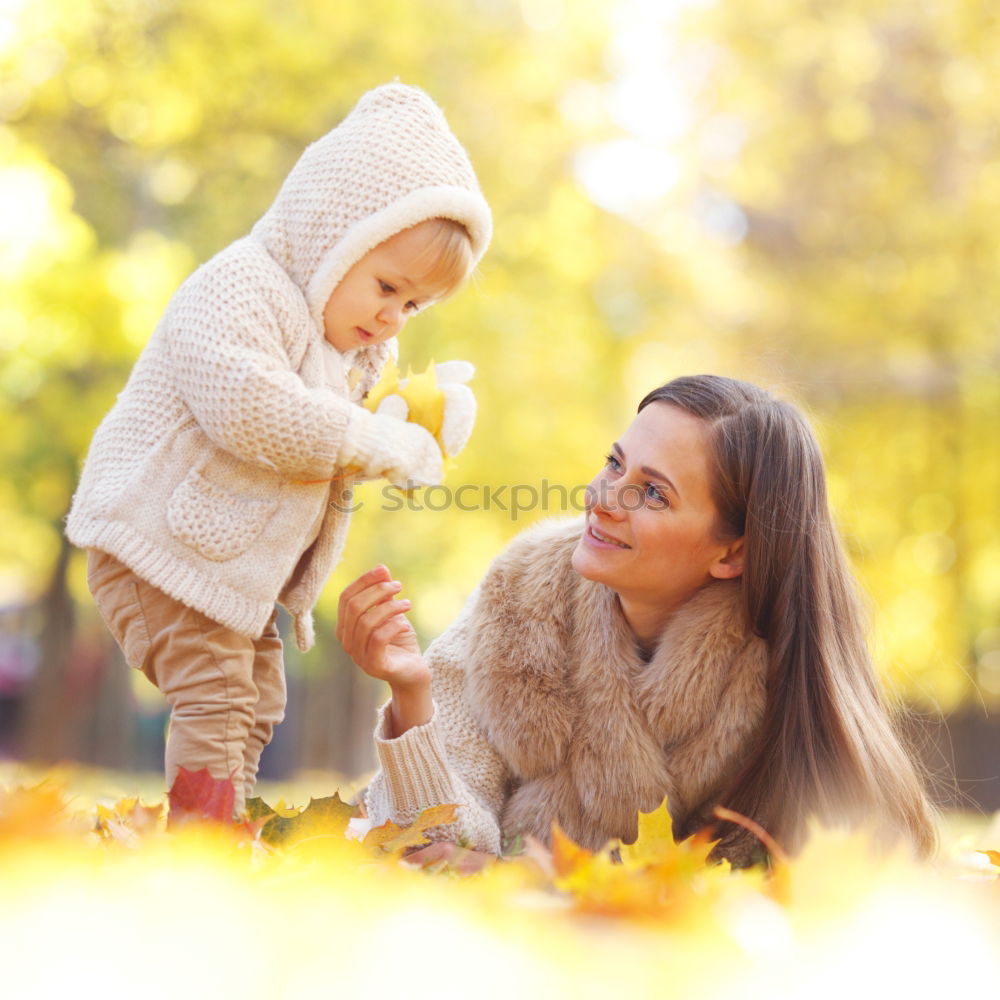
584, 522, 631, 549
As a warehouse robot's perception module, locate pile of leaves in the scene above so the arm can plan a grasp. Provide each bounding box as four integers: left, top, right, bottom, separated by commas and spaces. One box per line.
2, 768, 999, 997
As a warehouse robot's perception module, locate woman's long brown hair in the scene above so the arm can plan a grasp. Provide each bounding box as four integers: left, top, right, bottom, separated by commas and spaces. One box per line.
640, 375, 937, 859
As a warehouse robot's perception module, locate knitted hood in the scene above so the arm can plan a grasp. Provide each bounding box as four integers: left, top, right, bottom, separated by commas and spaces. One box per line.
251, 82, 492, 335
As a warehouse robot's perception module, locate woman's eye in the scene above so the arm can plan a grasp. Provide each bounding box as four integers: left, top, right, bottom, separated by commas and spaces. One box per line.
645, 483, 669, 508
604, 452, 621, 472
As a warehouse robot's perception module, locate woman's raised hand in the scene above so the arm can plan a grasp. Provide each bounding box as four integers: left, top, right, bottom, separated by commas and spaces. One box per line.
336, 566, 432, 735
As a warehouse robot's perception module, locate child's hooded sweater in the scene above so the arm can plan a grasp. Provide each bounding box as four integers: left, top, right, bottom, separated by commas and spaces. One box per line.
66, 83, 492, 650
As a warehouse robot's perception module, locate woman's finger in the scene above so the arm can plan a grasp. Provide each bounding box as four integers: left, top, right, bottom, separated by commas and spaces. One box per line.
404, 843, 453, 867
359, 600, 413, 666
403, 842, 496, 875
345, 585, 404, 654
337, 565, 391, 626
338, 577, 403, 651
337, 570, 392, 639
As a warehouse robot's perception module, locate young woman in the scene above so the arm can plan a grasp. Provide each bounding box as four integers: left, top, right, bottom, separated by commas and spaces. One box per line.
337, 375, 936, 866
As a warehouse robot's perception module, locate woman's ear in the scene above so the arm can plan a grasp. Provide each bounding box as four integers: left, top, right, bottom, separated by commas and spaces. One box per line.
709, 537, 745, 580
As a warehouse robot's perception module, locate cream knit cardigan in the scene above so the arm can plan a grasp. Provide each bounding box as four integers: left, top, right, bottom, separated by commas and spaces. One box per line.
365, 519, 771, 863
67, 84, 492, 650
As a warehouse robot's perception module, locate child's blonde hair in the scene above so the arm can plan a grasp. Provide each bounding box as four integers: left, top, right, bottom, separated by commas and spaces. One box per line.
409, 217, 475, 297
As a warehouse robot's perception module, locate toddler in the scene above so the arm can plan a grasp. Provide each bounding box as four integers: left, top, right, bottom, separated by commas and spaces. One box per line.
66, 83, 492, 813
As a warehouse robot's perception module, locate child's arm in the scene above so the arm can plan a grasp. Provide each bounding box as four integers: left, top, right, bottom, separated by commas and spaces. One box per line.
165, 264, 441, 484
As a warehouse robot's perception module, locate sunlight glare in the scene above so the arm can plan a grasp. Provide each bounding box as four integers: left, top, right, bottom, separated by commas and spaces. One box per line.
573, 0, 718, 223
0, 164, 68, 273
575, 139, 681, 216
0, 0, 27, 55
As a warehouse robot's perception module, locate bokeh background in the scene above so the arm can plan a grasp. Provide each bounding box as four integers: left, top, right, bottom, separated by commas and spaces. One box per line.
1, 0, 997, 808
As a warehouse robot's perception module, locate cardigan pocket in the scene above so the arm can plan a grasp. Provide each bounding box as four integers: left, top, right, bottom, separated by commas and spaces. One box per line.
167, 460, 280, 562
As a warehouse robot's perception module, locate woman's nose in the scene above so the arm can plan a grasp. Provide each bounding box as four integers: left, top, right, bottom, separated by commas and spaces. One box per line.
586, 475, 627, 520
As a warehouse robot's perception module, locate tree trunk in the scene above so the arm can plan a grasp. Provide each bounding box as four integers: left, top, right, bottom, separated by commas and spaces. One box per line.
18, 525, 79, 762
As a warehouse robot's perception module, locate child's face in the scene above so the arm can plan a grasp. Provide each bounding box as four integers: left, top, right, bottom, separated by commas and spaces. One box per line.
322, 221, 452, 353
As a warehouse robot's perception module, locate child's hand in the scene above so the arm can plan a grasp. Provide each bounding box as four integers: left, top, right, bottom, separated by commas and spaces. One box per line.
435, 361, 477, 459
338, 407, 444, 487
363, 359, 477, 463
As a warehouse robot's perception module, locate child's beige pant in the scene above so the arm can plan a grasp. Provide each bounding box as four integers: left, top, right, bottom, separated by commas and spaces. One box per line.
86, 548, 286, 815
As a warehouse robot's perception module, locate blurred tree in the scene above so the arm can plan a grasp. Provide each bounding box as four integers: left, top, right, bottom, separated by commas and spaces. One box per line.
686, 0, 1000, 709
587, 0, 1000, 711
0, 0, 666, 767
2, 0, 998, 777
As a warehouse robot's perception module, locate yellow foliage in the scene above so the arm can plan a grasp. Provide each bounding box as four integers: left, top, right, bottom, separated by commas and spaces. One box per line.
362, 803, 458, 857
362, 357, 402, 412
364, 360, 447, 452
0, 780, 84, 839
3, 0, 1000, 770
398, 364, 446, 442
545, 802, 739, 924
2, 773, 999, 995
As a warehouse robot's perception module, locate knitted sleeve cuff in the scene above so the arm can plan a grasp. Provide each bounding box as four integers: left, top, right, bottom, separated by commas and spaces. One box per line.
336, 404, 375, 468
336, 405, 442, 487
373, 701, 459, 815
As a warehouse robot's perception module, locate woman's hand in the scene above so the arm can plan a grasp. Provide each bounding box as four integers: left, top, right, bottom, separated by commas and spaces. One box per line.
403, 842, 497, 875
336, 565, 432, 736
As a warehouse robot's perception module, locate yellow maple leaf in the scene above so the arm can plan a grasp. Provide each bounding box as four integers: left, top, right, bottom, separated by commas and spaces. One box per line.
550, 820, 596, 879
96, 795, 164, 843
364, 361, 449, 454
398, 363, 445, 440
362, 803, 458, 856
541, 804, 744, 922
96, 797, 135, 825
256, 793, 359, 849
619, 798, 677, 868
269, 798, 301, 819
363, 358, 401, 412
0, 781, 79, 839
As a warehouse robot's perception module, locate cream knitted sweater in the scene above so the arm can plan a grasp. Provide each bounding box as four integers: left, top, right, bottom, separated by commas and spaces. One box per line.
67, 84, 491, 650
366, 599, 507, 853
365, 519, 771, 862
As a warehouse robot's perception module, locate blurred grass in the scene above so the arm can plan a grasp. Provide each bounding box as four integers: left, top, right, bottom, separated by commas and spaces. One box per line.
1, 761, 996, 861
1, 762, 999, 997
0, 761, 370, 813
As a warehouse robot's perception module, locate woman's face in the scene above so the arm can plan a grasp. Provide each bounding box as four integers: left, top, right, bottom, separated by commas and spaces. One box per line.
571, 401, 744, 623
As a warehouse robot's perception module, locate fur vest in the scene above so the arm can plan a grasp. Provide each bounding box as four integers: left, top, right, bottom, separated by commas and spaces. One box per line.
465, 519, 769, 853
